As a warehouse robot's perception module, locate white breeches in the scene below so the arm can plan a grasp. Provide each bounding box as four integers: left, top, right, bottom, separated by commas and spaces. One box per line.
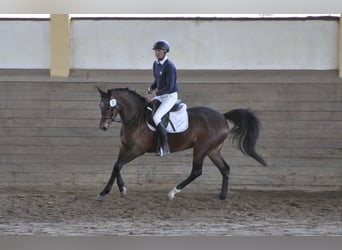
153, 92, 178, 125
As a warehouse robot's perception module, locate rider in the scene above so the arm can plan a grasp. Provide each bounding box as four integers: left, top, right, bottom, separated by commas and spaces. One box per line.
145, 40, 179, 156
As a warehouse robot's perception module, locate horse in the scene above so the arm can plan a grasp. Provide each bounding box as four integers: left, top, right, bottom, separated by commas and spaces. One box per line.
96, 87, 267, 200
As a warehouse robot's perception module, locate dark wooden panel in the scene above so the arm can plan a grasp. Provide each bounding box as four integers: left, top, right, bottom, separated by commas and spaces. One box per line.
0, 70, 341, 191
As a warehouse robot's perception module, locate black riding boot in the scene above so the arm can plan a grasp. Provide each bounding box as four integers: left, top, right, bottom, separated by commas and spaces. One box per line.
156, 123, 170, 156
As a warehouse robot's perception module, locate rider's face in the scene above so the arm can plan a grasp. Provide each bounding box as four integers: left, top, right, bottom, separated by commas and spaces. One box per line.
154, 49, 166, 61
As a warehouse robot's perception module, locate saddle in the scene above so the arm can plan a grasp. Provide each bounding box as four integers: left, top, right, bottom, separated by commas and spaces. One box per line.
146, 99, 187, 133
146, 99, 188, 154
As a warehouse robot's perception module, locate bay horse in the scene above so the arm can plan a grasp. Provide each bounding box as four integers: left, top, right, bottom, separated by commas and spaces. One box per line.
97, 87, 266, 200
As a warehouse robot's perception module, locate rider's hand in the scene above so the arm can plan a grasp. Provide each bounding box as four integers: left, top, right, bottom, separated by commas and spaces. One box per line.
145, 94, 154, 103
145, 89, 157, 103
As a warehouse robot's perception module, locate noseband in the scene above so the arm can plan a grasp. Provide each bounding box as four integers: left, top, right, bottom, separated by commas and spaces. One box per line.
101, 104, 121, 123
109, 107, 122, 123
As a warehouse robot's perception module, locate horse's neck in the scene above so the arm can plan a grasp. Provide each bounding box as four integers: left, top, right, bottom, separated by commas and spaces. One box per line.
118, 96, 146, 125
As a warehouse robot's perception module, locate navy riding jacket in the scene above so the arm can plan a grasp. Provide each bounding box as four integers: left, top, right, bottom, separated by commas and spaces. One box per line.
150, 59, 178, 96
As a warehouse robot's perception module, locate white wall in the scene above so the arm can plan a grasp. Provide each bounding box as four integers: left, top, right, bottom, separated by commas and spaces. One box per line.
0, 21, 50, 68
0, 18, 339, 70
71, 19, 339, 70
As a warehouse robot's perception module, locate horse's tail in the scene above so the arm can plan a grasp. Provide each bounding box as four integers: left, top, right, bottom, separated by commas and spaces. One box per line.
224, 109, 267, 166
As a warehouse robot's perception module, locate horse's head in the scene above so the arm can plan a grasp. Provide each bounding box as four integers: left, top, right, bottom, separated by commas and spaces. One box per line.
97, 87, 147, 130
97, 87, 119, 131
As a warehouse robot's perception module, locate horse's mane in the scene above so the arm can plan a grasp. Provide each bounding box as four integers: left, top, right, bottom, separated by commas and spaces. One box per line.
111, 87, 147, 104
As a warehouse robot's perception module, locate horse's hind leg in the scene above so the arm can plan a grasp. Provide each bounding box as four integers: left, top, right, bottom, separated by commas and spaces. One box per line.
168, 151, 205, 200
208, 149, 231, 200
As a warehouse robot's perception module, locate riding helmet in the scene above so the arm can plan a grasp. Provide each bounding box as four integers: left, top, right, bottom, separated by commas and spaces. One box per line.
153, 40, 170, 52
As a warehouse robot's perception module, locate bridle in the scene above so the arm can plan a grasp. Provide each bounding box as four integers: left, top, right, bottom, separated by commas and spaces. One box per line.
109, 108, 122, 123
100, 100, 121, 123
101, 99, 140, 124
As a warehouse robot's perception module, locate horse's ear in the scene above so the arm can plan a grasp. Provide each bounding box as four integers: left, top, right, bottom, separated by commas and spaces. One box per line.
97, 87, 106, 96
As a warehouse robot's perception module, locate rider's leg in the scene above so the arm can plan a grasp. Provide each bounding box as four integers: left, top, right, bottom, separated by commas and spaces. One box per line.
153, 92, 177, 156
156, 122, 170, 156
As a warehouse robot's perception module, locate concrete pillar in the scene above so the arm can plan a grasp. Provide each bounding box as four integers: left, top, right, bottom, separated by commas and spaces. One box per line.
339, 14, 342, 78
50, 14, 70, 77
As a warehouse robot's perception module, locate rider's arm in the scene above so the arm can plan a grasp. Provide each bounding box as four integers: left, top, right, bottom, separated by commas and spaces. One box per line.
145, 89, 157, 103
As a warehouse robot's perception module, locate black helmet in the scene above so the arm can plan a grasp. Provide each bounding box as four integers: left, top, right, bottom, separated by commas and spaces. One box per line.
152, 40, 170, 52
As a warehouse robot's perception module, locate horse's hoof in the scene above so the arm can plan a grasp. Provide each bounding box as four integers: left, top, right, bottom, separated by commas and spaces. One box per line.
168, 192, 175, 200
168, 187, 181, 200
96, 194, 106, 201
219, 194, 227, 200
120, 187, 127, 197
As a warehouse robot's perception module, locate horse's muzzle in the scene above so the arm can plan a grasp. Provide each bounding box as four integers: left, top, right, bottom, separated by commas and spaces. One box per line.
100, 126, 107, 131
99, 120, 111, 131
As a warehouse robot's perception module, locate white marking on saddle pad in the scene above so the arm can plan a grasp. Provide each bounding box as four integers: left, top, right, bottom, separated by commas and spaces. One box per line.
147, 103, 189, 133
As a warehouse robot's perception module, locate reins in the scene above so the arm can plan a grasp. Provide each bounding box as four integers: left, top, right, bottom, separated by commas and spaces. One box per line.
108, 88, 145, 125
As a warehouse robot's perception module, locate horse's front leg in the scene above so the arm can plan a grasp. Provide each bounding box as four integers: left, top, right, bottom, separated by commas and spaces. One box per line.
96, 149, 140, 200
115, 167, 127, 196
96, 161, 121, 200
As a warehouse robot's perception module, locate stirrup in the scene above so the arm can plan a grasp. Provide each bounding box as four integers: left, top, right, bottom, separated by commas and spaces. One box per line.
157, 147, 170, 157
156, 148, 161, 156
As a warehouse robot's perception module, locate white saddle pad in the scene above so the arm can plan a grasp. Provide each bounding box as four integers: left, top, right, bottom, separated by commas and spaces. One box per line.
147, 103, 189, 133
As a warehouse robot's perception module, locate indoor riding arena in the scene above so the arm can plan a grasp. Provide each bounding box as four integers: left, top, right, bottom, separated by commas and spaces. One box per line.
0, 15, 341, 236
